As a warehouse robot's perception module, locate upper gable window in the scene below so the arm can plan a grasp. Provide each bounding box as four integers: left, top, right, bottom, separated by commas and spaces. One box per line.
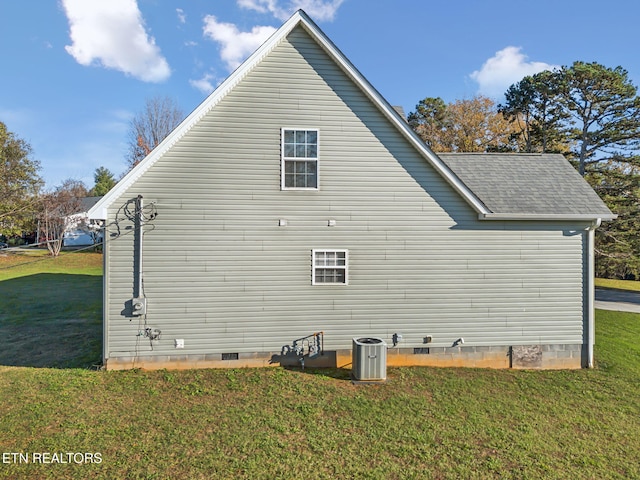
282, 129, 318, 190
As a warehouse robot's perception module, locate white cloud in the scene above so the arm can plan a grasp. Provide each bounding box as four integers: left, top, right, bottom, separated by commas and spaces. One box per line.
237, 0, 344, 21
470, 46, 558, 98
203, 1, 344, 74
189, 72, 221, 95
203, 15, 276, 71
62, 0, 171, 82
176, 8, 186, 24
237, 0, 273, 14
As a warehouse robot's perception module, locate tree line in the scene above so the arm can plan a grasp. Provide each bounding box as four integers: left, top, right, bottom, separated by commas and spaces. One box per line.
0, 96, 183, 255
2, 64, 639, 275
408, 61, 640, 279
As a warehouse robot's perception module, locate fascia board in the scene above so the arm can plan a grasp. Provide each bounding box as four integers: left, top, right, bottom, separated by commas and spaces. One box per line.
479, 213, 618, 221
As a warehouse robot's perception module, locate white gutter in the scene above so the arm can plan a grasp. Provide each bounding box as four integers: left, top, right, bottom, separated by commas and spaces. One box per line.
479, 213, 617, 222
586, 218, 602, 368
102, 223, 109, 366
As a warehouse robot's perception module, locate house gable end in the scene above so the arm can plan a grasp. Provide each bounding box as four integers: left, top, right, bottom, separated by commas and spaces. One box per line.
117, 23, 477, 228
88, 10, 487, 221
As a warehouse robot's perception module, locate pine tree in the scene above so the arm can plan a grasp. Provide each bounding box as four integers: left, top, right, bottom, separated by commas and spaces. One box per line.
90, 167, 116, 196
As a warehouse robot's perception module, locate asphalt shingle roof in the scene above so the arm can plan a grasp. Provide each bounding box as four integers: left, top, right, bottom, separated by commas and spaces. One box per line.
79, 196, 102, 212
437, 153, 614, 218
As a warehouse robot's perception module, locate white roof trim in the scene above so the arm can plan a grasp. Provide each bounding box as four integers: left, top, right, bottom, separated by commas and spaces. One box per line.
479, 213, 617, 222
89, 10, 489, 220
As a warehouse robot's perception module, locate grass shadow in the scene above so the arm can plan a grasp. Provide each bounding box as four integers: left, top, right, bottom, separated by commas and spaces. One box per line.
0, 273, 102, 368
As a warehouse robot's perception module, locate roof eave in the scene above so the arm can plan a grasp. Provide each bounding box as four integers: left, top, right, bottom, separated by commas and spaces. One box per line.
479, 213, 617, 222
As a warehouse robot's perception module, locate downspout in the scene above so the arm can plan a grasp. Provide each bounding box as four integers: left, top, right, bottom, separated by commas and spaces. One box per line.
586, 218, 601, 368
101, 220, 108, 368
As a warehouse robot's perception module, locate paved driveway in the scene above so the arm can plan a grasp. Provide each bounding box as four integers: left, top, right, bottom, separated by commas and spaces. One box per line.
595, 288, 640, 313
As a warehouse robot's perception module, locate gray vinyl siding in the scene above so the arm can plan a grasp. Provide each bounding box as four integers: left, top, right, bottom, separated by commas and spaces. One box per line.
103, 26, 588, 359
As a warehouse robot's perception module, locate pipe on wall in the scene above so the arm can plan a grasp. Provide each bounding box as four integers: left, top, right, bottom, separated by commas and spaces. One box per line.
586, 218, 601, 368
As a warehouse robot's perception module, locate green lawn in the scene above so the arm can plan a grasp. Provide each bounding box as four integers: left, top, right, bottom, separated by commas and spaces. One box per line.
0, 251, 103, 368
595, 277, 640, 292
1, 254, 639, 479
0, 249, 103, 280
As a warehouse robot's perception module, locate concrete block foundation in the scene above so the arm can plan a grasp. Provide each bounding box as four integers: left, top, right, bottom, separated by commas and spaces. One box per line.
104, 343, 585, 371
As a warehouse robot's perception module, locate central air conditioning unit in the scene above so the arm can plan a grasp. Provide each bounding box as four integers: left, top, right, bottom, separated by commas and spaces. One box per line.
352, 337, 387, 382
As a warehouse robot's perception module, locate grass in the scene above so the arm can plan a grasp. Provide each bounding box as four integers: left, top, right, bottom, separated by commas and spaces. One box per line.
0, 249, 103, 280
0, 250, 103, 368
595, 277, 640, 292
1, 254, 639, 479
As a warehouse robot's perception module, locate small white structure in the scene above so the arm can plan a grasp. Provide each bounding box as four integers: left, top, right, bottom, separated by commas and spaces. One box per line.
63, 197, 103, 247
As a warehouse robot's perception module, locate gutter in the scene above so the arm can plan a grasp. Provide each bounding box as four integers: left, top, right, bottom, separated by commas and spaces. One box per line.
479, 213, 617, 222
586, 218, 602, 368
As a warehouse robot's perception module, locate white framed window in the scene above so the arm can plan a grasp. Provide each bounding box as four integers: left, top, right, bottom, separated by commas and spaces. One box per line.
282, 128, 319, 189
312, 249, 348, 285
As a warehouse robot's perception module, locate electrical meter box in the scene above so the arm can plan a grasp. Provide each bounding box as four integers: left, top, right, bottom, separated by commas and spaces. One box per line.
131, 297, 147, 316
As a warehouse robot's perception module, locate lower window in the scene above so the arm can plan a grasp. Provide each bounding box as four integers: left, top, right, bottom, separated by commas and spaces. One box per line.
312, 249, 348, 285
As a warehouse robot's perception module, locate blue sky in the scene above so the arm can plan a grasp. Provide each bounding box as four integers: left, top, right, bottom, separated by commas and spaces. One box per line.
1, 0, 639, 189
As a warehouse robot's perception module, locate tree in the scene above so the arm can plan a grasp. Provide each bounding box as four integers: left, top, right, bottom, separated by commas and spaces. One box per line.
90, 166, 116, 196
555, 62, 640, 277
38, 179, 88, 256
0, 121, 43, 236
501, 62, 640, 278
408, 97, 450, 151
558, 61, 640, 176
409, 95, 518, 152
499, 70, 569, 153
589, 159, 640, 279
447, 96, 519, 152
126, 96, 184, 170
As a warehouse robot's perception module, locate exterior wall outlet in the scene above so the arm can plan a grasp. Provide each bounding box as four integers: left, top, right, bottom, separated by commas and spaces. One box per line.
175, 339, 184, 349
